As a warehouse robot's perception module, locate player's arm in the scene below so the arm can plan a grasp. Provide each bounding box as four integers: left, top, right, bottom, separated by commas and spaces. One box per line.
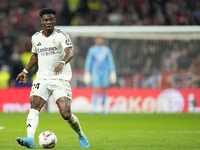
108, 50, 115, 71
83, 49, 92, 85
16, 53, 38, 83
84, 49, 92, 72
54, 46, 74, 75
107, 49, 117, 84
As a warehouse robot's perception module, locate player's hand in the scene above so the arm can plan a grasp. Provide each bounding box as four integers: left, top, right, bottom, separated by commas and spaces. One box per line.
83, 71, 92, 85
109, 71, 117, 84
54, 62, 64, 75
16, 72, 27, 83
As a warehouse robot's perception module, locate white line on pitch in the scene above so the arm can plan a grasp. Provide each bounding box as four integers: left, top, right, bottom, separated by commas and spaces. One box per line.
0, 126, 5, 130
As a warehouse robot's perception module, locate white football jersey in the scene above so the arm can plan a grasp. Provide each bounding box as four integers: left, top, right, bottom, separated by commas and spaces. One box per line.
31, 28, 73, 81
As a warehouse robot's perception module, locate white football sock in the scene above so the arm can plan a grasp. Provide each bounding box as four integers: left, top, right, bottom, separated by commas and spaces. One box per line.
66, 114, 84, 137
27, 109, 39, 139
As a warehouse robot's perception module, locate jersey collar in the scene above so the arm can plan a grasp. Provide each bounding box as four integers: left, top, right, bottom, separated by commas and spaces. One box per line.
41, 28, 56, 37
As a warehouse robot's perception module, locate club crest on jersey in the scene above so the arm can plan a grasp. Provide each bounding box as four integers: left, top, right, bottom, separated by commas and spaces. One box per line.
52, 39, 56, 45
32, 89, 35, 94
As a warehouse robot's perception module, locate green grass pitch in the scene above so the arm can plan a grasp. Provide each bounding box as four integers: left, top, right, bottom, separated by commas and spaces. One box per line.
0, 112, 200, 150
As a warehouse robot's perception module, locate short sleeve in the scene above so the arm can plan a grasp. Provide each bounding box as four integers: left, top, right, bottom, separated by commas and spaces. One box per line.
31, 38, 37, 53
60, 32, 73, 49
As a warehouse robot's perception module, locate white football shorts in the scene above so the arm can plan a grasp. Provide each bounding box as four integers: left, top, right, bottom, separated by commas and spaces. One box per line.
30, 78, 72, 102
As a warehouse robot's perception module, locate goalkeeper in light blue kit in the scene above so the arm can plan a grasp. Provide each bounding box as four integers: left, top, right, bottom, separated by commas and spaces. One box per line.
83, 37, 116, 114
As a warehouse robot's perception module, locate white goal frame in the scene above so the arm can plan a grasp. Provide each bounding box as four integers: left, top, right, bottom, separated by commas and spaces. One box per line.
56, 26, 200, 40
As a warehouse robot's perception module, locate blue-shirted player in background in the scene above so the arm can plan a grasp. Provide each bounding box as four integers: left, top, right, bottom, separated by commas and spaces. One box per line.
83, 37, 116, 114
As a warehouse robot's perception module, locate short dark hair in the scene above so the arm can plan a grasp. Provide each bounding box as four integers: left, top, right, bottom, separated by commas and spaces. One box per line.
39, 8, 56, 17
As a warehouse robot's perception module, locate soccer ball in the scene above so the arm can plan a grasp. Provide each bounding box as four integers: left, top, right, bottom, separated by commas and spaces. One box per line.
38, 131, 57, 149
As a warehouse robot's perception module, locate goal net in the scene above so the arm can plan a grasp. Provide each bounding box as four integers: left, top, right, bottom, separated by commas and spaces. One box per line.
57, 26, 200, 89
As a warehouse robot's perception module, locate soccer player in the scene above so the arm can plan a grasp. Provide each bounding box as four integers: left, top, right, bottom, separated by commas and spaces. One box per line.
83, 37, 116, 114
16, 8, 89, 148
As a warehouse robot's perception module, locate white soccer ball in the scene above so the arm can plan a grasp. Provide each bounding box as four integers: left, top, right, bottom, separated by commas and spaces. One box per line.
38, 131, 57, 149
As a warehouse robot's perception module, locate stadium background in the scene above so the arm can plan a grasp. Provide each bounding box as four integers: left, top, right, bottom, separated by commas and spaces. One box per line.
0, 0, 200, 113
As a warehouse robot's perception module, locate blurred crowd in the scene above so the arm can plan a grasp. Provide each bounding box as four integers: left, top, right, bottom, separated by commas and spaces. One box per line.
1, 0, 200, 88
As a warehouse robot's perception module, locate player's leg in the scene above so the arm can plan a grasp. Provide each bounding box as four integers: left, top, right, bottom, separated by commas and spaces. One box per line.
27, 96, 46, 138
17, 79, 48, 148
102, 87, 107, 115
101, 74, 109, 114
56, 97, 82, 135
53, 80, 89, 148
92, 87, 99, 114
56, 97, 90, 148
92, 75, 100, 114
17, 96, 46, 148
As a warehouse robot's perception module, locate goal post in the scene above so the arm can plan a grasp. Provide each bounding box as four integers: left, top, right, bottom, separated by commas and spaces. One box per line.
56, 25, 200, 39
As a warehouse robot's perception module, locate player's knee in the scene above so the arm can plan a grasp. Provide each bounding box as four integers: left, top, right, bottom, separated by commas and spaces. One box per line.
61, 111, 71, 120
30, 96, 46, 111
30, 102, 44, 111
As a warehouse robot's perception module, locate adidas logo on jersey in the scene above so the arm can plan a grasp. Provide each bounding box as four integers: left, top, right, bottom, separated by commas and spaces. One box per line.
37, 42, 42, 46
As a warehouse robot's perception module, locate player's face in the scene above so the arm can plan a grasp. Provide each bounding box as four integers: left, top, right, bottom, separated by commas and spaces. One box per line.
41, 14, 56, 33
95, 37, 104, 46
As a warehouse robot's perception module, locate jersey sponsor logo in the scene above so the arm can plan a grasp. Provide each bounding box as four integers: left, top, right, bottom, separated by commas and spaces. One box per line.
37, 46, 58, 56
37, 42, 42, 46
